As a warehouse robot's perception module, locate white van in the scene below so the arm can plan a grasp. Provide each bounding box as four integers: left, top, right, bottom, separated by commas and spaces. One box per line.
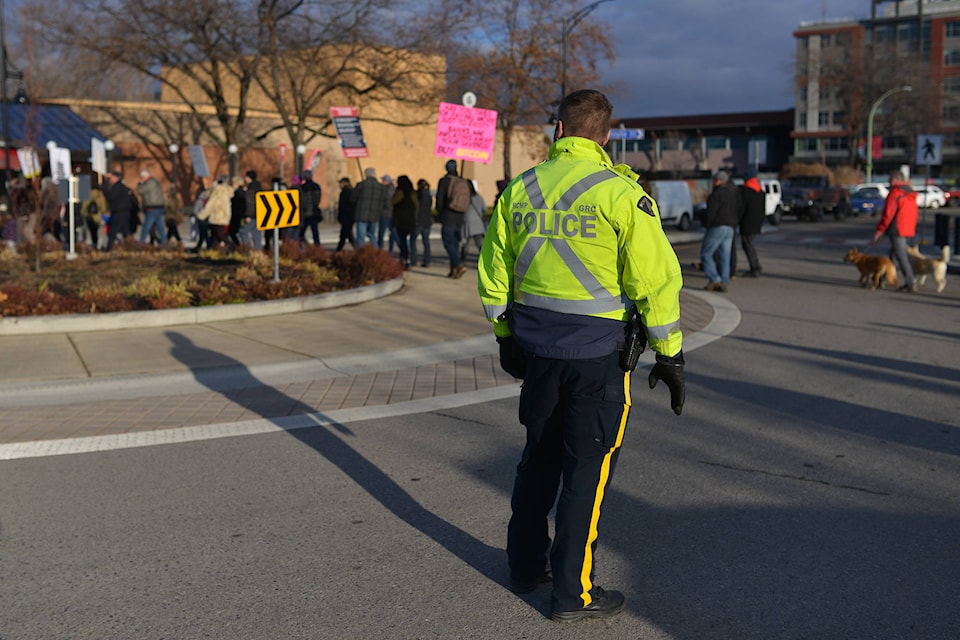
761, 179, 783, 225
731, 177, 783, 225
650, 181, 694, 230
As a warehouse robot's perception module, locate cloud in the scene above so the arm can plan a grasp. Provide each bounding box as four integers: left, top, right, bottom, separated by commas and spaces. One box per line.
599, 0, 868, 117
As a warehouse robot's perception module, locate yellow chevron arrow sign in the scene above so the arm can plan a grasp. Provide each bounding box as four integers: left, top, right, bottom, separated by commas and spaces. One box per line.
256, 189, 300, 231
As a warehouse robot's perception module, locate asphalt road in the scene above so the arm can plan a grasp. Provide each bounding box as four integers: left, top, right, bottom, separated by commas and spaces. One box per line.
2, 216, 959, 639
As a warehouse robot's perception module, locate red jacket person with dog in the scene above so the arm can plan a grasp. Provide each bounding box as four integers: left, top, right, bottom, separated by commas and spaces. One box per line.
872, 171, 917, 291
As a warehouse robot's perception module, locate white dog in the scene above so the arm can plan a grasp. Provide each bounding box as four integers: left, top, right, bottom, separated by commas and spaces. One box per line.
906, 244, 950, 293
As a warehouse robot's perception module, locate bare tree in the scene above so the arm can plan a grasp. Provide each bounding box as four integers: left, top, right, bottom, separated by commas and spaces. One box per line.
442, 0, 615, 180
254, 0, 447, 155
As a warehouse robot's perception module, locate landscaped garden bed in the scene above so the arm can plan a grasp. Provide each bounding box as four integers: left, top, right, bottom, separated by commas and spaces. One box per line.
0, 240, 404, 317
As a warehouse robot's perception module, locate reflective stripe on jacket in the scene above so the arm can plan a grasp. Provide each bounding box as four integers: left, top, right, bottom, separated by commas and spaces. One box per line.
478, 136, 683, 357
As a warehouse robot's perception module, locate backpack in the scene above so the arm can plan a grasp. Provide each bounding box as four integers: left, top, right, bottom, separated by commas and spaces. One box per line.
446, 175, 471, 213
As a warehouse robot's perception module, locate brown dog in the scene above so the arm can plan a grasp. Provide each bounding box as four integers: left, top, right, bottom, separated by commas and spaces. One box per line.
906, 244, 949, 293
844, 248, 900, 289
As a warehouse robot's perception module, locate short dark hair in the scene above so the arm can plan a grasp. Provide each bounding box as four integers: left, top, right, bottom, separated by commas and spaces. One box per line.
558, 89, 612, 144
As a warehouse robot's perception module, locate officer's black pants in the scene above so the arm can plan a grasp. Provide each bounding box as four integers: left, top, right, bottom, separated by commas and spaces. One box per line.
507, 350, 631, 612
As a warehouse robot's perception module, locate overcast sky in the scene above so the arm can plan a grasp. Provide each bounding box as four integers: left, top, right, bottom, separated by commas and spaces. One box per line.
594, 0, 871, 118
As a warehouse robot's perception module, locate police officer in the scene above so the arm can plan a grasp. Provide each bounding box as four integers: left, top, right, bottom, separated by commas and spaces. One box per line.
478, 89, 685, 623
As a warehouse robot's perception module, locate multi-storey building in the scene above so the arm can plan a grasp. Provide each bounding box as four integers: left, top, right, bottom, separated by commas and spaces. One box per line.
794, 0, 960, 177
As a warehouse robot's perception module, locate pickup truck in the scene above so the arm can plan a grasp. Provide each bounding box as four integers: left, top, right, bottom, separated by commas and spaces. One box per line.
780, 176, 847, 221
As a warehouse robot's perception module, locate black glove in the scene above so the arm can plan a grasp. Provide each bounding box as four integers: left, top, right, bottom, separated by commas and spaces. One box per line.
648, 352, 685, 416
497, 335, 526, 379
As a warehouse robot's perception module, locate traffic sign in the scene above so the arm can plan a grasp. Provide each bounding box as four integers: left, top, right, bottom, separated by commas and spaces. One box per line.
916, 134, 943, 166
608, 128, 644, 141
256, 189, 300, 231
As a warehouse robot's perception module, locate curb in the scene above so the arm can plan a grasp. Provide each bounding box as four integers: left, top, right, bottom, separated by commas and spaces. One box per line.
0, 277, 404, 336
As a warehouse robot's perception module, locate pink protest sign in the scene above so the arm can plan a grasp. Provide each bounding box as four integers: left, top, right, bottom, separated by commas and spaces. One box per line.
434, 102, 498, 164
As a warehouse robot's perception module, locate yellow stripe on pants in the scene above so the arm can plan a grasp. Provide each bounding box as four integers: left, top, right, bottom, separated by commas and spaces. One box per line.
578, 369, 633, 606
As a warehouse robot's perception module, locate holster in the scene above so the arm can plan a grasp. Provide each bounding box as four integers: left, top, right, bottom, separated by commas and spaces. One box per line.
619, 307, 647, 372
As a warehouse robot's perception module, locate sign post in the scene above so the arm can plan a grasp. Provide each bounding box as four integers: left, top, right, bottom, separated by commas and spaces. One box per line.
256, 188, 301, 282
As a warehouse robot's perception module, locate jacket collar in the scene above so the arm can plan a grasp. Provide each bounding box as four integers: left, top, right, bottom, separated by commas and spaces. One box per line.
549, 136, 613, 167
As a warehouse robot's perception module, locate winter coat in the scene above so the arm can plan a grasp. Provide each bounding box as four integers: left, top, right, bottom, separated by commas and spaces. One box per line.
703, 181, 740, 228
416, 187, 433, 228
354, 177, 389, 223
392, 187, 418, 233
463, 193, 486, 238
737, 178, 765, 235
200, 183, 234, 226
877, 184, 918, 238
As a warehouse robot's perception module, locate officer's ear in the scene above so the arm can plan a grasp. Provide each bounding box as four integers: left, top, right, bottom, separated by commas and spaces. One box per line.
554, 120, 564, 142
601, 130, 610, 146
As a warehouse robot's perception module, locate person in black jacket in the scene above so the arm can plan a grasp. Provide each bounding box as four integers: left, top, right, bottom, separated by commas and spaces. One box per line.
699, 170, 739, 291
298, 170, 322, 245
735, 170, 765, 277
103, 171, 133, 251
335, 177, 357, 251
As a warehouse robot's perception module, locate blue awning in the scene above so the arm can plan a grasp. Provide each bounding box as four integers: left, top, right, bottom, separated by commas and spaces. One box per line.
2, 102, 107, 152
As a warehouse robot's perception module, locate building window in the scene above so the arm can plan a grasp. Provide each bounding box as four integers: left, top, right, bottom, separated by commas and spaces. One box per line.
947, 22, 960, 39
802, 138, 819, 152
832, 111, 846, 126
799, 87, 807, 103
836, 32, 850, 47
705, 137, 728, 150
799, 112, 807, 128
943, 104, 960, 122
799, 36, 808, 49
818, 111, 830, 126
825, 137, 848, 151
875, 24, 895, 44
821, 33, 832, 47
819, 86, 831, 101
946, 49, 960, 66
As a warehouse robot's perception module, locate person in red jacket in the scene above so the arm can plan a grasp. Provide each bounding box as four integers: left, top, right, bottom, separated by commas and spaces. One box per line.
872, 170, 917, 291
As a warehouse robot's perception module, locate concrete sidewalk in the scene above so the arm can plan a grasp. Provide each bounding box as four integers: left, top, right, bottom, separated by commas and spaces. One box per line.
0, 229, 736, 453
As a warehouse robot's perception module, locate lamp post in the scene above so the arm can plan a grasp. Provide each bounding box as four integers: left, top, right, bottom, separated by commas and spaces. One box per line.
104, 139, 115, 173
228, 143, 238, 178
561, 0, 615, 108
168, 143, 179, 193
865, 85, 912, 183
295, 143, 306, 176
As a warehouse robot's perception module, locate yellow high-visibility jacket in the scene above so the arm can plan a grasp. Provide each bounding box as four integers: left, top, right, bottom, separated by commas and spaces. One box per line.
478, 136, 683, 358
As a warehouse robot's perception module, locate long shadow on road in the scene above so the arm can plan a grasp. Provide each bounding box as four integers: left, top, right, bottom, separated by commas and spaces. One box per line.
165, 330, 503, 585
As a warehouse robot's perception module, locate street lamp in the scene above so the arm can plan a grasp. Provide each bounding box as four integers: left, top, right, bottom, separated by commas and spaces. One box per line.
295, 143, 306, 176
104, 139, 115, 173
169, 143, 179, 193
228, 143, 238, 178
865, 85, 912, 183
561, 0, 615, 108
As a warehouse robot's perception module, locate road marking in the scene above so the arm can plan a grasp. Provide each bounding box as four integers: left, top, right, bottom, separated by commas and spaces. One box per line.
0, 290, 739, 460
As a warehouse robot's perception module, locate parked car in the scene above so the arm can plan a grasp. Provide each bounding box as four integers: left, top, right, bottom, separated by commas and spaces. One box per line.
943, 184, 960, 206
914, 184, 947, 208
851, 182, 890, 199
849, 187, 886, 217
650, 180, 694, 230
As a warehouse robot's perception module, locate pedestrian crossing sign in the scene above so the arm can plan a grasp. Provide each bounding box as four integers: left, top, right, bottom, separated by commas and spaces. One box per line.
916, 134, 943, 166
